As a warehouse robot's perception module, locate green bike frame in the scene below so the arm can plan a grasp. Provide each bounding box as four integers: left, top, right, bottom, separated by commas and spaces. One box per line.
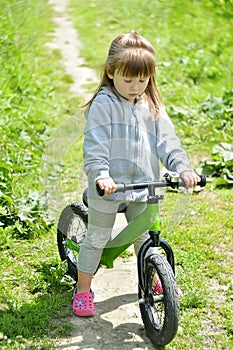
101, 203, 160, 268
64, 200, 161, 269
63, 174, 205, 291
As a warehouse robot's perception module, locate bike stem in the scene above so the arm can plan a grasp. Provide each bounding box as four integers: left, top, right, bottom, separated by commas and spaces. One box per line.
137, 187, 175, 293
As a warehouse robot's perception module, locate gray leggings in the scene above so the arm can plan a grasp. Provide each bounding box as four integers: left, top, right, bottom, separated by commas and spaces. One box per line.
77, 198, 148, 274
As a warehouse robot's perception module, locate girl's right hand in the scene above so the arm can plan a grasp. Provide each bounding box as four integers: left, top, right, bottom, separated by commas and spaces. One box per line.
180, 170, 200, 189
96, 177, 117, 195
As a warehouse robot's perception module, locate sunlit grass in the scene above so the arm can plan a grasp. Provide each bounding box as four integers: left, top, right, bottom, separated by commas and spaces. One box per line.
0, 0, 232, 348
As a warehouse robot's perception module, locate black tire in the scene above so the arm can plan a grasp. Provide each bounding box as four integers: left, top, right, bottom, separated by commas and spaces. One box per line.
139, 254, 180, 346
57, 202, 88, 281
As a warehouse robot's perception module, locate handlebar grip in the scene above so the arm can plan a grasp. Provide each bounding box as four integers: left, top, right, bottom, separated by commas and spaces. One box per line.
96, 183, 126, 196
96, 184, 105, 196
197, 175, 206, 187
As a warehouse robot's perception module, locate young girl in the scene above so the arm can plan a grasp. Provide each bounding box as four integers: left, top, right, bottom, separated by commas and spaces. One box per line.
72, 30, 199, 317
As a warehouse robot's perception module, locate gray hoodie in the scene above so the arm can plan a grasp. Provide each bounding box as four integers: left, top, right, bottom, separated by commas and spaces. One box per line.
84, 86, 191, 201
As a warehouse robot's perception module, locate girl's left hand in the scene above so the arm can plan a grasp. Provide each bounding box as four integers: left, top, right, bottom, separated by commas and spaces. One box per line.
180, 170, 200, 189
96, 177, 117, 195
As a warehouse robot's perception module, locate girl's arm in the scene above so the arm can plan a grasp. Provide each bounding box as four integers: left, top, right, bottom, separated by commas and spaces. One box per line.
156, 111, 198, 188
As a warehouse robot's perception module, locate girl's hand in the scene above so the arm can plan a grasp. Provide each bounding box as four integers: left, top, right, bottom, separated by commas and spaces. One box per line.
180, 170, 200, 189
96, 177, 117, 195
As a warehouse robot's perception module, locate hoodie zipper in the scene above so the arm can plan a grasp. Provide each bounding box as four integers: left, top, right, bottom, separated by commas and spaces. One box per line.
131, 104, 139, 179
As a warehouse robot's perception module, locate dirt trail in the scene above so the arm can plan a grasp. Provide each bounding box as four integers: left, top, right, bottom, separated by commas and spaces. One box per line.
47, 0, 98, 98
48, 1, 155, 349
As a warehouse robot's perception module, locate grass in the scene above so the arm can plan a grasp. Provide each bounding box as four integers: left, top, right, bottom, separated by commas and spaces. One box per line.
70, 0, 233, 106
0, 0, 83, 238
0, 0, 80, 348
0, 231, 74, 349
0, 0, 232, 349
70, 0, 233, 163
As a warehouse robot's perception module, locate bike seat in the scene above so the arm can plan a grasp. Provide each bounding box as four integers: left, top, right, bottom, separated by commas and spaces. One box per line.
82, 188, 127, 213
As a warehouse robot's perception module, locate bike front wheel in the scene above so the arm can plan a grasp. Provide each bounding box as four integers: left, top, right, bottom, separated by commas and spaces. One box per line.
139, 254, 180, 347
57, 202, 88, 281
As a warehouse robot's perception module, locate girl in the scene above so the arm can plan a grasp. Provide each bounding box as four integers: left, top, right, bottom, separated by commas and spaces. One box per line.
72, 30, 199, 317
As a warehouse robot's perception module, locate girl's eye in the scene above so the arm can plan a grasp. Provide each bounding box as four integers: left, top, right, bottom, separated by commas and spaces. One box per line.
123, 78, 148, 83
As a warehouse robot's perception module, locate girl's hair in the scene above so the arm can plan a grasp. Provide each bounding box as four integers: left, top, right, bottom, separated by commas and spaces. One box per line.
84, 30, 163, 112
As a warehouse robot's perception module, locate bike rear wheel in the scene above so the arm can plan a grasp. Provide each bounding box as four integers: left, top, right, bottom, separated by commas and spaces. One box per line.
139, 254, 179, 346
57, 202, 88, 281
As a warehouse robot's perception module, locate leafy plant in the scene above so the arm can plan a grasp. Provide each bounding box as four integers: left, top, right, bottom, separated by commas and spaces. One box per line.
199, 142, 233, 186
0, 188, 53, 240
212, 0, 233, 17
199, 89, 233, 119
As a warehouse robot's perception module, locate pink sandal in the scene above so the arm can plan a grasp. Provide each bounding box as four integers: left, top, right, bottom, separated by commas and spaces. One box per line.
72, 290, 96, 317
152, 281, 163, 294
152, 282, 183, 298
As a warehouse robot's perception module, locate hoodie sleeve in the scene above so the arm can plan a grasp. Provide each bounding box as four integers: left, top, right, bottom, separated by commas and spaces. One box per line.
156, 110, 192, 174
83, 98, 112, 181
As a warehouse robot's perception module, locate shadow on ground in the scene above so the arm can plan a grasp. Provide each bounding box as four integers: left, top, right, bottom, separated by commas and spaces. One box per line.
56, 292, 163, 350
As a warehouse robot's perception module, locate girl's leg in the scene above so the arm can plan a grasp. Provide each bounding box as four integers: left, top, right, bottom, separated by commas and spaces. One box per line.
73, 199, 120, 317
77, 271, 93, 293
77, 198, 120, 290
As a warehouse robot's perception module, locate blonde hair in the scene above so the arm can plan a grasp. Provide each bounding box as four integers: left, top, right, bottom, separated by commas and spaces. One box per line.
85, 30, 163, 113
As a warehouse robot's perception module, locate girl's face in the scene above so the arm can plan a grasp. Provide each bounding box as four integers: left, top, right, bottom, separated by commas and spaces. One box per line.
107, 69, 150, 103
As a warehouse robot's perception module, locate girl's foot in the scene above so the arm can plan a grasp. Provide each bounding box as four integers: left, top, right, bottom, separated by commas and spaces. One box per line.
72, 290, 96, 317
152, 281, 183, 298
152, 281, 163, 294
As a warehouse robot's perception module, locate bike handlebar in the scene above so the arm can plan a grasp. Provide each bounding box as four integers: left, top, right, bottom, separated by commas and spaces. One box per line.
96, 174, 206, 197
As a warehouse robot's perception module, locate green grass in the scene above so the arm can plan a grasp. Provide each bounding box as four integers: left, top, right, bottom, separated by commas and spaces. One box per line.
70, 0, 233, 162
70, 0, 233, 106
0, 0, 232, 349
0, 0, 82, 238
0, 231, 74, 349
0, 0, 80, 347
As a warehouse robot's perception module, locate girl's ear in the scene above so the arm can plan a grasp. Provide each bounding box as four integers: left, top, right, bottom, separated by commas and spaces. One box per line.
106, 65, 114, 79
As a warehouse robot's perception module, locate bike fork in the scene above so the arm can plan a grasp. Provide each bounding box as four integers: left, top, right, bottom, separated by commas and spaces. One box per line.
137, 230, 175, 295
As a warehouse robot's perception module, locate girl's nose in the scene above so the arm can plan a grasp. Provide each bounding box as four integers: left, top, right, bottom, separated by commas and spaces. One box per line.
130, 83, 138, 91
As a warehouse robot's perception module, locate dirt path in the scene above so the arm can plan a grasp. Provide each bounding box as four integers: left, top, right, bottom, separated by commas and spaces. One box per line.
56, 256, 155, 350
47, 1, 155, 349
47, 0, 98, 98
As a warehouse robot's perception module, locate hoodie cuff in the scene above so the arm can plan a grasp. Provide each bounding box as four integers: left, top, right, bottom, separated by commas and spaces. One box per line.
95, 170, 110, 182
